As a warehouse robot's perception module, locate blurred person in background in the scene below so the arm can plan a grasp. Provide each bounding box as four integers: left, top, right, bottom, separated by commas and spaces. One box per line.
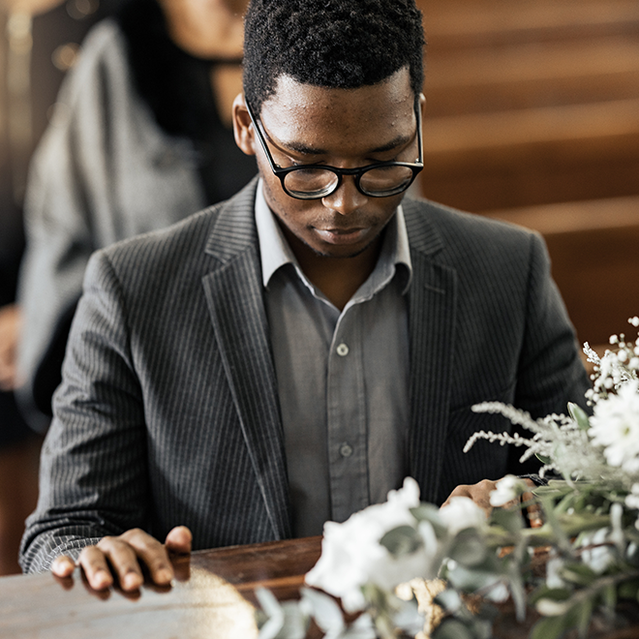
17, 0, 256, 433
1, 0, 124, 574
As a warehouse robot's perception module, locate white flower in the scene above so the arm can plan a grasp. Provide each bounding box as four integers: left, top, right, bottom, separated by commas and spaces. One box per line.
545, 556, 565, 589
484, 582, 509, 603
536, 598, 570, 617
489, 475, 527, 507
305, 477, 440, 613
589, 380, 639, 471
579, 528, 615, 574
439, 496, 487, 537
628, 484, 639, 510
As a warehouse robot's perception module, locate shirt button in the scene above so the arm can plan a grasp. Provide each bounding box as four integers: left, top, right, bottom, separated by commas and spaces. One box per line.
336, 343, 349, 357
339, 443, 353, 458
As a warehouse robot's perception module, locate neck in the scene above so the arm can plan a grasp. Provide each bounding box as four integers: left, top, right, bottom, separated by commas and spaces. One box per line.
284, 230, 383, 311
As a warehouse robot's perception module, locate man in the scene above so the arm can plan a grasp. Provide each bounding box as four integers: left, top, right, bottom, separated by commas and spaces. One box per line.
20, 0, 589, 593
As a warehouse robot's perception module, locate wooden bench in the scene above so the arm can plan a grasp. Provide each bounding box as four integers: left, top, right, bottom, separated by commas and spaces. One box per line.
424, 36, 639, 117
420, 98, 639, 211
413, 0, 639, 211
419, 0, 639, 50
483, 196, 639, 348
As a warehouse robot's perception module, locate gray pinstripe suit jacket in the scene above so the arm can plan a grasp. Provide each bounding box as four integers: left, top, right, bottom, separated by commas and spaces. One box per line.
20, 179, 590, 572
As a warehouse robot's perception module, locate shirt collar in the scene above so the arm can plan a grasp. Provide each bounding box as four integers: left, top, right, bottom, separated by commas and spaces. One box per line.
255, 179, 413, 293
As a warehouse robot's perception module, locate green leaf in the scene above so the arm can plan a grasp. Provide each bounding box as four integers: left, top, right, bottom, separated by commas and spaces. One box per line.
410, 504, 448, 537
574, 597, 594, 639
379, 525, 422, 557
601, 582, 617, 612
560, 562, 597, 587
432, 618, 475, 639
530, 613, 572, 639
434, 589, 462, 614
529, 586, 572, 605
568, 402, 591, 431
447, 529, 488, 567
490, 507, 524, 535
618, 579, 639, 600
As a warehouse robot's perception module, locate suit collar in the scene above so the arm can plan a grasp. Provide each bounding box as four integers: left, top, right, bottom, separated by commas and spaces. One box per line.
201, 178, 292, 539
403, 197, 458, 504
204, 178, 260, 264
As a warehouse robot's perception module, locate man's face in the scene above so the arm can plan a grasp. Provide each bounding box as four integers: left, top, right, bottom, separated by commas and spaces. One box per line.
234, 68, 421, 261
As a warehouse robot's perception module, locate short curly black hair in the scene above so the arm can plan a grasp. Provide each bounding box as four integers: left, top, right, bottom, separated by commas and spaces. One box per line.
243, 0, 425, 114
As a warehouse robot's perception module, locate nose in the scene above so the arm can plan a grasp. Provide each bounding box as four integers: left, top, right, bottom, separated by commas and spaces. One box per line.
321, 176, 368, 216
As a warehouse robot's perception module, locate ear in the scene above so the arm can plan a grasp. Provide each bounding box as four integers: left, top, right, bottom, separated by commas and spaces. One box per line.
418, 92, 426, 117
232, 93, 256, 156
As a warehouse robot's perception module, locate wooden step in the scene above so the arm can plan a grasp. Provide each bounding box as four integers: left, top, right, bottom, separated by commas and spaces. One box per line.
419, 99, 639, 210
419, 0, 639, 50
425, 36, 639, 116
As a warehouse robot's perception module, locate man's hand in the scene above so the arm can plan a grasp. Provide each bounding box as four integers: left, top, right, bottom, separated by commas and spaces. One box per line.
441, 479, 500, 516
51, 526, 192, 591
442, 477, 538, 521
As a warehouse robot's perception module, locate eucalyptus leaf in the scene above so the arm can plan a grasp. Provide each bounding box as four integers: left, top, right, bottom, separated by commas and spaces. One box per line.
618, 579, 639, 600
446, 563, 502, 594
434, 589, 462, 613
299, 587, 344, 635
530, 612, 571, 639
560, 562, 597, 587
410, 504, 448, 537
575, 597, 594, 639
528, 586, 572, 605
601, 582, 617, 612
490, 507, 524, 536
379, 525, 422, 557
448, 529, 488, 567
432, 618, 475, 639
568, 402, 591, 431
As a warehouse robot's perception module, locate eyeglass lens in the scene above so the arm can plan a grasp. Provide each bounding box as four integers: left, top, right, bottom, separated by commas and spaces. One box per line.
283, 164, 416, 199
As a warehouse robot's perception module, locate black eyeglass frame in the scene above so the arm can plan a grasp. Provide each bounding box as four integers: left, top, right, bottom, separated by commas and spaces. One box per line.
245, 98, 424, 200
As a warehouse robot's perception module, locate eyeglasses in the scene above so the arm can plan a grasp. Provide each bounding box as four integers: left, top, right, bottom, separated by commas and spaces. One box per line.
245, 98, 424, 200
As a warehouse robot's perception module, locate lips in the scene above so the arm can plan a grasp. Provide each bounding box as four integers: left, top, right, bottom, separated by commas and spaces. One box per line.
314, 227, 368, 245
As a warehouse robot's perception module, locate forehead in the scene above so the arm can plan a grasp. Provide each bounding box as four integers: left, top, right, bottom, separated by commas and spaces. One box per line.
259, 68, 416, 153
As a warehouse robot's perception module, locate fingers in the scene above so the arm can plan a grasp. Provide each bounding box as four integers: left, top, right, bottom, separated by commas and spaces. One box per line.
441, 479, 498, 515
165, 526, 192, 554
51, 555, 76, 579
114, 528, 174, 588
63, 527, 191, 592
78, 545, 117, 590
76, 528, 175, 591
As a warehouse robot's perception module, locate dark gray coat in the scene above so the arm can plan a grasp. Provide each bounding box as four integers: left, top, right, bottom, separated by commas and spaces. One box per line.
20, 179, 589, 572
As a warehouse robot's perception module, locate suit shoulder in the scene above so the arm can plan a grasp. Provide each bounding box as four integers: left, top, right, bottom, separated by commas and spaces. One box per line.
404, 197, 543, 257
94, 206, 218, 275
405, 197, 538, 242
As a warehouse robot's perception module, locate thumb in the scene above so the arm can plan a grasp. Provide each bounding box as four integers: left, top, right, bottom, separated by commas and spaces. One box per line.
165, 525, 192, 554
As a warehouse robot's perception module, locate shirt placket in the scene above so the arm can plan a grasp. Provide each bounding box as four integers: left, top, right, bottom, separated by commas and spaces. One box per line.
326, 306, 369, 522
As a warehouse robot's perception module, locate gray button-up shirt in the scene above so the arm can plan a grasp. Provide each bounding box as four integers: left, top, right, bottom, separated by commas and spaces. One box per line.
256, 183, 412, 536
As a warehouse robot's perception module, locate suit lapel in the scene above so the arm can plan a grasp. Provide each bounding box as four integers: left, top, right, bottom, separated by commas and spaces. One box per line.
201, 181, 292, 539
404, 200, 458, 504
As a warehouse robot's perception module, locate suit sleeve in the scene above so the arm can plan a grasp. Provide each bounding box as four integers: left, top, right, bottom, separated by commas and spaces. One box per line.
507, 232, 591, 473
19, 251, 148, 573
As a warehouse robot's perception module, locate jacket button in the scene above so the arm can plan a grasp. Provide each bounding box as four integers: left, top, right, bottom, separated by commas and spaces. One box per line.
339, 443, 353, 458
336, 343, 349, 357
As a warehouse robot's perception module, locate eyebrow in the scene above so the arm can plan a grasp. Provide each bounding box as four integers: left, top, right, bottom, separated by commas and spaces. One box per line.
267, 130, 414, 157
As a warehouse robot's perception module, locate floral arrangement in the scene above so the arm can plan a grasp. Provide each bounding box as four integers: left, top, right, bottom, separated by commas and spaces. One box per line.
257, 318, 639, 639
